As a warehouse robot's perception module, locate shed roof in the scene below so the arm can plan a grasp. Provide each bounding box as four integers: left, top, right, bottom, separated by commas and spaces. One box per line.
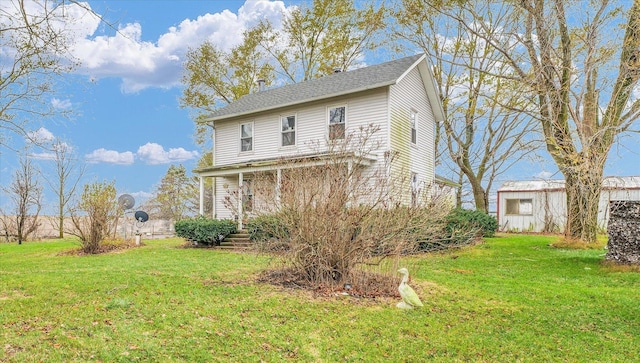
205, 53, 445, 122
498, 176, 640, 192
602, 176, 640, 189
498, 179, 566, 192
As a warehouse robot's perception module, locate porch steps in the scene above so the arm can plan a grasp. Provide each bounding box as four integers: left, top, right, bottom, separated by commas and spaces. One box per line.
219, 230, 252, 250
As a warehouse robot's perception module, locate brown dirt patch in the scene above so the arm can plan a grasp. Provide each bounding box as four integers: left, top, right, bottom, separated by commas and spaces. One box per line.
256, 268, 402, 299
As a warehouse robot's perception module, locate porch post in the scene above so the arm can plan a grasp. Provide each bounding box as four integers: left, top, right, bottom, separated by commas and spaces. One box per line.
212, 177, 216, 219
238, 172, 244, 230
347, 160, 353, 207
199, 176, 204, 216
276, 168, 282, 207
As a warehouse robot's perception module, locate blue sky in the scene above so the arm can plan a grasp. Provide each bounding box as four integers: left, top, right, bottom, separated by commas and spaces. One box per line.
0, 0, 638, 214
0, 0, 293, 212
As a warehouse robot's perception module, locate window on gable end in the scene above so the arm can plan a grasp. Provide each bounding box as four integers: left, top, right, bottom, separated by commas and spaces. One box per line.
241, 122, 253, 152
410, 109, 417, 145
328, 106, 346, 140
281, 115, 296, 147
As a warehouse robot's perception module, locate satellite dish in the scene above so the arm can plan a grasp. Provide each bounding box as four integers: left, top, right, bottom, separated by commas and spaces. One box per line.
118, 194, 135, 210
134, 210, 149, 223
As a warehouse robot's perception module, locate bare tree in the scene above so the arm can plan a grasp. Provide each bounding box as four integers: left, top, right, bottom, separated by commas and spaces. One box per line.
2, 156, 42, 244
38, 138, 85, 238
1, 0, 76, 146
393, 0, 541, 212
418, 0, 640, 243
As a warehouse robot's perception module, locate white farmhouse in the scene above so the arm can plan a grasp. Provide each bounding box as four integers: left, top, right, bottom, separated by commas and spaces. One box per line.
194, 54, 445, 229
497, 176, 640, 233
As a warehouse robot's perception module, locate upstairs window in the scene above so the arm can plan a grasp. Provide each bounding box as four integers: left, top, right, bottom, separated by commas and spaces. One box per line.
328, 106, 346, 140
281, 115, 296, 147
410, 110, 417, 144
240, 122, 253, 152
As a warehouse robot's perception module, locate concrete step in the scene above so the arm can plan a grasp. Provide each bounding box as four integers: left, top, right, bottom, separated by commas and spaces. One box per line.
225, 237, 251, 243
219, 230, 252, 250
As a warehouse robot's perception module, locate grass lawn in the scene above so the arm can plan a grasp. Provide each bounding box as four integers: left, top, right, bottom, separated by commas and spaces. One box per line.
1, 234, 638, 362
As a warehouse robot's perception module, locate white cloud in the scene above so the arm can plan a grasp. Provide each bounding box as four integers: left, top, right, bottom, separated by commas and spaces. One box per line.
535, 171, 553, 179
51, 98, 72, 110
136, 142, 199, 165
27, 127, 55, 143
66, 0, 288, 93
85, 148, 135, 165
30, 152, 56, 161
130, 191, 154, 199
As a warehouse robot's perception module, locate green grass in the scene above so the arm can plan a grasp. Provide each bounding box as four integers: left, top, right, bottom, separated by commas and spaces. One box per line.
1, 235, 638, 362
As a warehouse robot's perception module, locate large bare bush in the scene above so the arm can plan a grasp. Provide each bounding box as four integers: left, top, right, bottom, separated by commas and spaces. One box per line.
68, 181, 119, 254
239, 126, 455, 291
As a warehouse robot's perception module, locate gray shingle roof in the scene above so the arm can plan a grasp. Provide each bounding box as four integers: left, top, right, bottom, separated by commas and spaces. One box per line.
206, 53, 426, 121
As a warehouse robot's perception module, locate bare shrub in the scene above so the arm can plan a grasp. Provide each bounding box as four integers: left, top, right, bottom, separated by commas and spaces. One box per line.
241, 126, 456, 293
1, 156, 42, 244
68, 181, 119, 254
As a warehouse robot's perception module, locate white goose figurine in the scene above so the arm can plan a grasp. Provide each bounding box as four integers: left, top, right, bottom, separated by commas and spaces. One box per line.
397, 267, 423, 309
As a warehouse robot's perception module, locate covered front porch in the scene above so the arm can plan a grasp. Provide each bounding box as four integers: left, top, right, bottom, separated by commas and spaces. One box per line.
194, 152, 376, 230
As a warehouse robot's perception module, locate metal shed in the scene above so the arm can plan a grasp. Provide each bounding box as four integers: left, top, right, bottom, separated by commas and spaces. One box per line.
497, 176, 640, 233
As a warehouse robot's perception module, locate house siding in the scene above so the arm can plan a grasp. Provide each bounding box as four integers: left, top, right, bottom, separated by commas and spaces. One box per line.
214, 88, 390, 167
215, 176, 236, 220
388, 66, 436, 202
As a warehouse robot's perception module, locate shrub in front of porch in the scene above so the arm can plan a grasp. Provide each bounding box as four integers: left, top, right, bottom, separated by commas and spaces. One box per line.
247, 214, 289, 241
174, 216, 236, 246
246, 127, 461, 294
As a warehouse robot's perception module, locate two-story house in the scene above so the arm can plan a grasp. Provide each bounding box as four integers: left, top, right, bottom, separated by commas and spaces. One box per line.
194, 53, 445, 229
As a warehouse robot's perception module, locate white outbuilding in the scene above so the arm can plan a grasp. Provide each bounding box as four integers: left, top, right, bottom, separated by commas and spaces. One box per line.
496, 176, 640, 233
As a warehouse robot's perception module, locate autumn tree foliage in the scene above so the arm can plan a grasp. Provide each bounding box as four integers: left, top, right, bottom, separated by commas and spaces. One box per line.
180, 0, 387, 146
147, 164, 194, 222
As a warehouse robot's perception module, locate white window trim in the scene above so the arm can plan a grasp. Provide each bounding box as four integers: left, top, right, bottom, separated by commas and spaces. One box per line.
410, 109, 418, 146
240, 121, 254, 153
505, 198, 533, 216
327, 105, 347, 141
280, 114, 297, 148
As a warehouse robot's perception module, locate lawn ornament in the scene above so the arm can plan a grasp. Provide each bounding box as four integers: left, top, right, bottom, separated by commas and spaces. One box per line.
396, 267, 423, 309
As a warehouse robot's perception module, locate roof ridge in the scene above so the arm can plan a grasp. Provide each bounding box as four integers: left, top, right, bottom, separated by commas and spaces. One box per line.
206, 53, 426, 121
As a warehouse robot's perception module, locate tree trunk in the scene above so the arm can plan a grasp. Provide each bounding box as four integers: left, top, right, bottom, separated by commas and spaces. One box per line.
562, 163, 603, 243
469, 178, 488, 213
456, 173, 463, 209
59, 202, 64, 239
